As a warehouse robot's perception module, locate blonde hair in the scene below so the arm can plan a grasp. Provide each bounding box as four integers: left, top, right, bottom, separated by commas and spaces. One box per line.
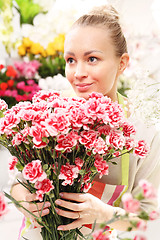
72, 5, 127, 57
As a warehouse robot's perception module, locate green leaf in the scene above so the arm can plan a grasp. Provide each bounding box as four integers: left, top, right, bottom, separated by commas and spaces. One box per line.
43, 164, 49, 170
138, 211, 149, 220
79, 169, 85, 175
90, 166, 97, 172
135, 192, 145, 201
111, 161, 117, 165
0, 110, 4, 118
16, 162, 24, 171
15, 0, 41, 25
126, 226, 133, 231
129, 220, 138, 228
42, 137, 48, 143
75, 228, 86, 239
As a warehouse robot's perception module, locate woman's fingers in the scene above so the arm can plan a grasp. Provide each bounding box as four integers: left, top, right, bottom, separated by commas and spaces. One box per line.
59, 192, 87, 202
57, 219, 83, 231
26, 193, 37, 202
32, 208, 50, 218
55, 198, 86, 212
55, 207, 80, 219
30, 201, 51, 213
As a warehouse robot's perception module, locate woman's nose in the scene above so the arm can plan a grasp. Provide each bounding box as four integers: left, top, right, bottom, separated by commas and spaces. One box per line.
74, 63, 87, 79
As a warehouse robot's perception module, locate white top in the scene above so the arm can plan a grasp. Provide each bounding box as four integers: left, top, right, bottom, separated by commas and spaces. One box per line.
95, 115, 160, 212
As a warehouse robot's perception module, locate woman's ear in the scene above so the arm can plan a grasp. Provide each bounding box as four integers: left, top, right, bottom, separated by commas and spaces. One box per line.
118, 53, 129, 74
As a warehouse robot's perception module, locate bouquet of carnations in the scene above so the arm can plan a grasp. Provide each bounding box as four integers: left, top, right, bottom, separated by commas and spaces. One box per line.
0, 91, 149, 239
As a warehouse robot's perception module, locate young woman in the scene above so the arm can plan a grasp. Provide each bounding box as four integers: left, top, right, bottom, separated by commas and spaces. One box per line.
11, 4, 160, 239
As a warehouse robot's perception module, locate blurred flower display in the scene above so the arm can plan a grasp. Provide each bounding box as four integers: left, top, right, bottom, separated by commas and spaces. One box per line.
0, 61, 41, 108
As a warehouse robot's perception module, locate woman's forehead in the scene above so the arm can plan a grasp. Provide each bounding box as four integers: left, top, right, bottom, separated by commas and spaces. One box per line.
64, 26, 114, 55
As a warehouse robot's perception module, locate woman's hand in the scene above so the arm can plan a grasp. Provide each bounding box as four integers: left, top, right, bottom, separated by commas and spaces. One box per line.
11, 183, 51, 228
55, 192, 114, 231
23, 192, 51, 228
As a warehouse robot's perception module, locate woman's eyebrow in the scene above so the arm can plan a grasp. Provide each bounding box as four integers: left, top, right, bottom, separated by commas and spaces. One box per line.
84, 50, 103, 56
64, 50, 103, 56
64, 51, 75, 56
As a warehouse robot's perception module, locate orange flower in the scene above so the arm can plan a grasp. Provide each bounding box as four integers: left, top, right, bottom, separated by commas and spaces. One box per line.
7, 79, 14, 87
6, 66, 17, 78
0, 82, 8, 91
0, 64, 4, 70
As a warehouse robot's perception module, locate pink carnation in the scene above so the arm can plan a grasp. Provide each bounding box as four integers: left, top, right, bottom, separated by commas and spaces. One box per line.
149, 210, 160, 220
59, 163, 79, 186
82, 172, 91, 183
12, 132, 29, 146
79, 130, 97, 149
125, 138, 135, 151
106, 130, 125, 150
84, 97, 106, 121
103, 100, 124, 127
0, 192, 8, 217
32, 90, 60, 103
134, 235, 147, 240
122, 193, 140, 213
139, 179, 157, 199
89, 92, 104, 99
0, 99, 8, 111
35, 179, 54, 201
75, 157, 84, 170
134, 140, 149, 158
92, 228, 110, 240
55, 131, 79, 152
94, 155, 109, 178
0, 112, 20, 135
83, 182, 92, 193
9, 156, 18, 170
92, 137, 108, 155
42, 112, 70, 136
121, 122, 136, 137
70, 106, 90, 129
29, 124, 49, 148
22, 160, 47, 183
136, 220, 147, 231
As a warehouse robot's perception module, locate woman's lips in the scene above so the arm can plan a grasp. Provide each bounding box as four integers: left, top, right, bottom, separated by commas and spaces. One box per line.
75, 83, 93, 92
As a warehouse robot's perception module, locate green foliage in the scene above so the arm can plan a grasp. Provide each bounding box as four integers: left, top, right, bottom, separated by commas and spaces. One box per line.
138, 211, 150, 220
14, 0, 42, 25
38, 56, 66, 78
0, 0, 4, 9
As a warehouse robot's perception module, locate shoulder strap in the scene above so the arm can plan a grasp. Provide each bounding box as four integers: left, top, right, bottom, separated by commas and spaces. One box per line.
114, 93, 130, 207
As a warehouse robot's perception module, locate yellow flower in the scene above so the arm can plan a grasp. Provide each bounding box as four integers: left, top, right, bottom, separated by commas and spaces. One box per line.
46, 34, 65, 56
53, 34, 65, 52
46, 42, 56, 56
30, 42, 45, 55
22, 37, 33, 48
18, 45, 26, 56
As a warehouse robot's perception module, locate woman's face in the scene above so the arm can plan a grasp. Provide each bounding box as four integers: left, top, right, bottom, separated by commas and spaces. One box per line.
64, 26, 123, 100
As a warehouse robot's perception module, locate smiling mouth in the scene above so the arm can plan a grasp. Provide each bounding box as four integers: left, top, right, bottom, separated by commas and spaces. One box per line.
75, 83, 93, 92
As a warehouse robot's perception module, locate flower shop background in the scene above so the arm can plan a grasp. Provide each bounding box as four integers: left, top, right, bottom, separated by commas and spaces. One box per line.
0, 0, 160, 239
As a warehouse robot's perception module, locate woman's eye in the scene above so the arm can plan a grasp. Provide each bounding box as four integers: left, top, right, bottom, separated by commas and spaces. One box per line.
88, 57, 97, 63
66, 58, 75, 64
